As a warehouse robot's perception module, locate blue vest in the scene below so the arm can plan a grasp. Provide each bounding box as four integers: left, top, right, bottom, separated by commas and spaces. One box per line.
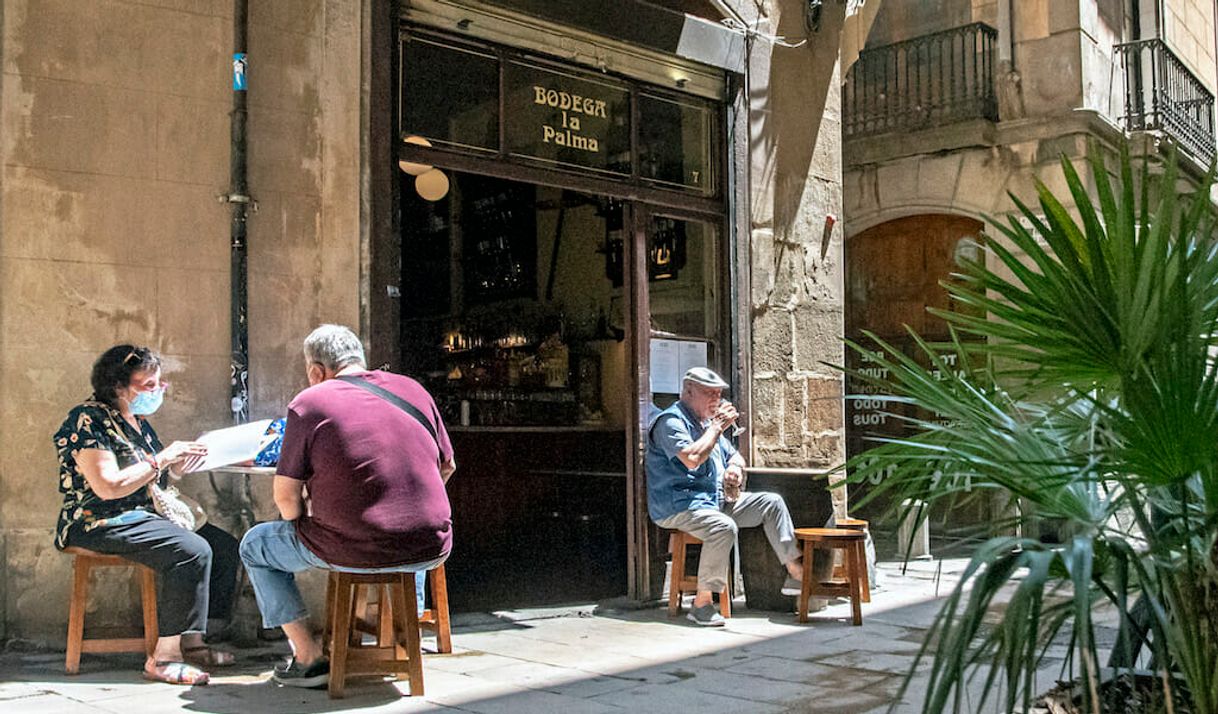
645, 402, 733, 522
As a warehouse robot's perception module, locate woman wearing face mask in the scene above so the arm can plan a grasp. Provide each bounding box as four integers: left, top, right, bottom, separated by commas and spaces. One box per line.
53, 345, 240, 685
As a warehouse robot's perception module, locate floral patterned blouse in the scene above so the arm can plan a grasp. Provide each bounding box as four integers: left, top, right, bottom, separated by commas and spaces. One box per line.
53, 399, 165, 549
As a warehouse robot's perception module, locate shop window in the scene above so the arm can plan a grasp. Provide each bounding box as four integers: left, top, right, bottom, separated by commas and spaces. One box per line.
504, 61, 632, 175
401, 37, 499, 151
400, 171, 630, 428
460, 175, 537, 304
638, 93, 714, 192
399, 30, 723, 196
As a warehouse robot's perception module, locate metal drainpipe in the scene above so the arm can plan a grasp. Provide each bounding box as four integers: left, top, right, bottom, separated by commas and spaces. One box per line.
228, 0, 250, 424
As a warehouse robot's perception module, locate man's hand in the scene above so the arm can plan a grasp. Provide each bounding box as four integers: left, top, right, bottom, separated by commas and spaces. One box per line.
724, 464, 744, 489
710, 401, 739, 433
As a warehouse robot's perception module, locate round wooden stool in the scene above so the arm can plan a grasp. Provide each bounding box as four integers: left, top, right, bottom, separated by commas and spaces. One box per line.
351, 565, 452, 654
667, 531, 731, 619
62, 547, 158, 674
831, 518, 871, 602
323, 571, 424, 699
793, 528, 867, 626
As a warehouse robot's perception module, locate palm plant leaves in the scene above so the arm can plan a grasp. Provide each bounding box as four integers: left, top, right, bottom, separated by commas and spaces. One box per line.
840, 144, 1218, 713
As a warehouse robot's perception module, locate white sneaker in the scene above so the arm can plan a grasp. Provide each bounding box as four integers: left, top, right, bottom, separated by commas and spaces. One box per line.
780, 576, 802, 596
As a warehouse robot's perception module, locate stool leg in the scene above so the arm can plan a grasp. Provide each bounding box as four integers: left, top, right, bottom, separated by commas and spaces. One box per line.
430, 566, 452, 654
138, 566, 158, 658
391, 574, 424, 696
797, 540, 813, 624
847, 542, 864, 626
378, 585, 396, 650
858, 541, 872, 604
65, 557, 91, 675
667, 535, 684, 617
322, 574, 337, 657
329, 575, 354, 699
349, 584, 366, 647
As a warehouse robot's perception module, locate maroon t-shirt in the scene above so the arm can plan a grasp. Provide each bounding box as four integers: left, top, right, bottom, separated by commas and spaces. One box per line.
277, 370, 454, 568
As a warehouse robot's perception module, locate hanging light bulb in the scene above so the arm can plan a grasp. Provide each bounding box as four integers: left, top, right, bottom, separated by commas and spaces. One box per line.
398, 135, 433, 176
415, 168, 450, 201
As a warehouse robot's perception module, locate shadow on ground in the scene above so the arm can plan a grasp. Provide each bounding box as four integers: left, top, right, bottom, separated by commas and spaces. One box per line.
0, 561, 1097, 714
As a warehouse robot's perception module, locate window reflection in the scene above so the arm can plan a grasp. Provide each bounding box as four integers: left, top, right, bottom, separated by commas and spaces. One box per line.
400, 37, 499, 151
638, 94, 714, 192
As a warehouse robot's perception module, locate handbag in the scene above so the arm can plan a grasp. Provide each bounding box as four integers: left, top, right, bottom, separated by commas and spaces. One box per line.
148, 481, 208, 531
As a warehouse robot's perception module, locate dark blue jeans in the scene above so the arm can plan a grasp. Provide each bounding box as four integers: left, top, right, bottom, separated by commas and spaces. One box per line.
67, 514, 239, 637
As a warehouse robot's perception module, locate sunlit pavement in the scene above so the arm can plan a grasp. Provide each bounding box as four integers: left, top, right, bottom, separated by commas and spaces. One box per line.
1, 559, 1051, 714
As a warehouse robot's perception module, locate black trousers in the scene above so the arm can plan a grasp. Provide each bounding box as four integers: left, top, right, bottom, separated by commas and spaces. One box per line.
67, 516, 239, 637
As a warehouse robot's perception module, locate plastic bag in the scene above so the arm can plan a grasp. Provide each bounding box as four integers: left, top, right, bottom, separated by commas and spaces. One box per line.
253, 417, 287, 466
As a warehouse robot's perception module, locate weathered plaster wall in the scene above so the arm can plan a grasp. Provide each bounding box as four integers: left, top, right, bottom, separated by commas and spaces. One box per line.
866, 0, 972, 45
0, 0, 363, 643
731, 0, 847, 511
0, 0, 233, 642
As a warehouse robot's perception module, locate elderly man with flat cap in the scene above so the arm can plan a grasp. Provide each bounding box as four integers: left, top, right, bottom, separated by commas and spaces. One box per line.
646, 367, 803, 626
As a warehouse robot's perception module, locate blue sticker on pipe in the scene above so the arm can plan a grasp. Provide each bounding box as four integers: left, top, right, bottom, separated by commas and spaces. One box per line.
233, 53, 248, 91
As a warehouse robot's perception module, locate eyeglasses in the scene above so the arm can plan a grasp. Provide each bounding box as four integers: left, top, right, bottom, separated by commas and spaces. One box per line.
123, 350, 141, 366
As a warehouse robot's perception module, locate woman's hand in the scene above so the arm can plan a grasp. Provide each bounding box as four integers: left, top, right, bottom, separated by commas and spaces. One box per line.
157, 441, 208, 477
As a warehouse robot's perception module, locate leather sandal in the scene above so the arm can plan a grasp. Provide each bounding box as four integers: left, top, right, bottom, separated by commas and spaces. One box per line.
143, 661, 210, 685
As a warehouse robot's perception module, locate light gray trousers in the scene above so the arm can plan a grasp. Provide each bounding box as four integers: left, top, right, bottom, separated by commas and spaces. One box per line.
656, 491, 801, 592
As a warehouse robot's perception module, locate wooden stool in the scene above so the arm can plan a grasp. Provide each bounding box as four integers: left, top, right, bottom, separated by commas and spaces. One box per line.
419, 565, 452, 653
793, 528, 867, 626
63, 547, 158, 675
667, 531, 731, 619
354, 566, 452, 655
832, 518, 871, 603
324, 571, 424, 699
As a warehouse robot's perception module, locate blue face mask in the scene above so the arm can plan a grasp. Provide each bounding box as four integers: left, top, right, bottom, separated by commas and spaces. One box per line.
129, 387, 165, 416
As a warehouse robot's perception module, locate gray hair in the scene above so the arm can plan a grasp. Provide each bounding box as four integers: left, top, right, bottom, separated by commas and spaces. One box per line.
303, 324, 367, 371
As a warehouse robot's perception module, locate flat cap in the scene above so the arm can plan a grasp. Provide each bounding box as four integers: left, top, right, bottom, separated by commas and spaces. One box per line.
682, 366, 729, 389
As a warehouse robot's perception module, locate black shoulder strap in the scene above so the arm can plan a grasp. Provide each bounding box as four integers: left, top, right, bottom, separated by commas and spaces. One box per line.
335, 375, 440, 449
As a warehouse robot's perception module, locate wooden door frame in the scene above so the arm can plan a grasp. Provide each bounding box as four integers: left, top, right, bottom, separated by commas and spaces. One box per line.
626, 204, 734, 601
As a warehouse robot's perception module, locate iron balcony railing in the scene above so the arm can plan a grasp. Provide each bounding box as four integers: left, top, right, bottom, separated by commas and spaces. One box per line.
1119, 38, 1216, 166
845, 23, 998, 138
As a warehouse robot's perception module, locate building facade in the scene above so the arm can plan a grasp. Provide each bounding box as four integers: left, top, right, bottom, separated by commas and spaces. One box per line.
842, 0, 1217, 528
0, 0, 857, 642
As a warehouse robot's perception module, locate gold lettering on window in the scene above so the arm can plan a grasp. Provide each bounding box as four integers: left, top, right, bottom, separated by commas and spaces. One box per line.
532, 84, 606, 154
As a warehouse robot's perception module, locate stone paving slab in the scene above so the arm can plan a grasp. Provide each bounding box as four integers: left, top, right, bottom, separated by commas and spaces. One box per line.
0, 561, 982, 713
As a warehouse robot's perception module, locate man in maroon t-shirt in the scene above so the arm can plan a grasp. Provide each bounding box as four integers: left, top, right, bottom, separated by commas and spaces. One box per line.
239, 324, 455, 688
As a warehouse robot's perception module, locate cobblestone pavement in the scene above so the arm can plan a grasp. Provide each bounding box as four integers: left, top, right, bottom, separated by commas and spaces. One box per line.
0, 560, 1064, 713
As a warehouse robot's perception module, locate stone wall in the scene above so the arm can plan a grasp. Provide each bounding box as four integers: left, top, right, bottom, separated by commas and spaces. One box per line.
1163, 0, 1217, 91
0, 0, 363, 643
847, 115, 1120, 238
731, 0, 847, 513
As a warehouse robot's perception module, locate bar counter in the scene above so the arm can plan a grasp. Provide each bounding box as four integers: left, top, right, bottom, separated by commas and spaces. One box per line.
444, 425, 629, 611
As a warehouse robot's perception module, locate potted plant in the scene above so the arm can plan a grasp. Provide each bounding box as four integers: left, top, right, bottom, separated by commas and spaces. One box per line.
841, 145, 1218, 713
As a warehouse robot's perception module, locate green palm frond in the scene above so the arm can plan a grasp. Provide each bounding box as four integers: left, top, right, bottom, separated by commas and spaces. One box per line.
837, 143, 1218, 714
